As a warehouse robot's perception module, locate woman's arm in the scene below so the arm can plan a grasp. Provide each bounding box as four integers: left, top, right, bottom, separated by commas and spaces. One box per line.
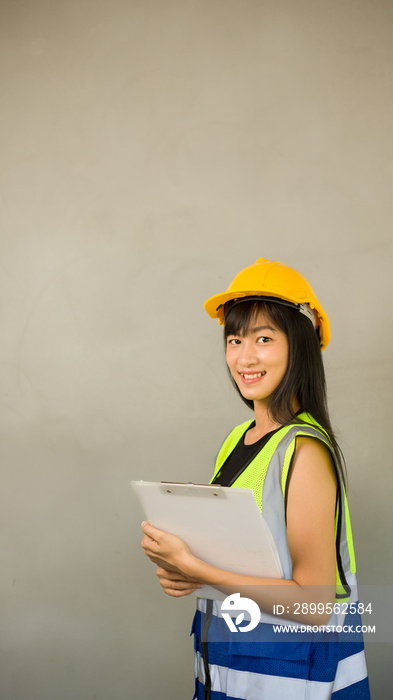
141, 438, 337, 624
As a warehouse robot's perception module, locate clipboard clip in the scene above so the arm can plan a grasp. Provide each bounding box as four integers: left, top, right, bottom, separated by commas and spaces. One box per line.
159, 481, 224, 498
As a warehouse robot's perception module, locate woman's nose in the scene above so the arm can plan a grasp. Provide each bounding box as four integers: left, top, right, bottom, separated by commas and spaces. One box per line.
238, 343, 257, 366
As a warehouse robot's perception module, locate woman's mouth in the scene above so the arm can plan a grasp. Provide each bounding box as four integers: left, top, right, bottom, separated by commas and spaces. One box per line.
239, 371, 266, 383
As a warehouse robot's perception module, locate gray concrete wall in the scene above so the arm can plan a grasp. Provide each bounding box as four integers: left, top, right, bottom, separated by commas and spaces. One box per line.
1, 1, 392, 697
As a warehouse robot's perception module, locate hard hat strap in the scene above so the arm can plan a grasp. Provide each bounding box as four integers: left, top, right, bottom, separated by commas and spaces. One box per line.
298, 303, 318, 329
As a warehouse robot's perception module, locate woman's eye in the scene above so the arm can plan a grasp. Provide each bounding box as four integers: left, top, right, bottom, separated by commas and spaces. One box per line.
257, 336, 270, 344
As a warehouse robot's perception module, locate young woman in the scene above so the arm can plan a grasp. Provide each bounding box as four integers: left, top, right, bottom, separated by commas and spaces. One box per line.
141, 258, 370, 699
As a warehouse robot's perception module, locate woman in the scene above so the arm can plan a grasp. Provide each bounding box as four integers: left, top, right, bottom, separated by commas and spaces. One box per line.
141, 258, 370, 699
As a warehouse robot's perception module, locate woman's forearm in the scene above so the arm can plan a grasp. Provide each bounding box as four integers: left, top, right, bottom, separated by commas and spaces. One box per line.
187, 555, 336, 625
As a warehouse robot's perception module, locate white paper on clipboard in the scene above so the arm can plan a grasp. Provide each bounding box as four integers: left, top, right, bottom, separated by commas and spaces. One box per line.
132, 480, 283, 601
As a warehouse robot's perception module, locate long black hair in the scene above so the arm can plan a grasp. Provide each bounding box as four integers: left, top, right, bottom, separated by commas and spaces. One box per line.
224, 299, 347, 485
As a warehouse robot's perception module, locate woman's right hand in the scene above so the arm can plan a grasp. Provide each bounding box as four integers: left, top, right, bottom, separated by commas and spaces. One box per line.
155, 567, 204, 597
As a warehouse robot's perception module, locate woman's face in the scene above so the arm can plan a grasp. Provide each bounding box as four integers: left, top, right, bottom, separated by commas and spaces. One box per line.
225, 310, 289, 407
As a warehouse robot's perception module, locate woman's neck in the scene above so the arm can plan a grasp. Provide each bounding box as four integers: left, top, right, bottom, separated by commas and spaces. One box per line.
244, 402, 281, 445
246, 398, 301, 445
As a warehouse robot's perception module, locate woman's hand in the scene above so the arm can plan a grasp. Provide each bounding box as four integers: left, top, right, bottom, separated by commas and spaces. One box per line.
141, 521, 196, 577
155, 567, 204, 597
141, 522, 205, 597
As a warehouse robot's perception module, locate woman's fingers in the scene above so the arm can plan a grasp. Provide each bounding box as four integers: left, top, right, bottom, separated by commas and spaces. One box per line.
160, 581, 202, 597
157, 574, 202, 589
140, 522, 192, 574
155, 567, 204, 597
155, 567, 202, 583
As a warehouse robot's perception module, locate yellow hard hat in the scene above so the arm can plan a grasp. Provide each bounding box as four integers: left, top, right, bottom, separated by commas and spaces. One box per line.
204, 257, 330, 350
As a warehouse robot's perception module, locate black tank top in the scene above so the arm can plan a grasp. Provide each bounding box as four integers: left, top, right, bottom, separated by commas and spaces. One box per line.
211, 421, 280, 487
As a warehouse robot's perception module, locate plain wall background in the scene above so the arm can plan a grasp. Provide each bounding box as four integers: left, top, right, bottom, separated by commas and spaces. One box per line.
1, 0, 392, 697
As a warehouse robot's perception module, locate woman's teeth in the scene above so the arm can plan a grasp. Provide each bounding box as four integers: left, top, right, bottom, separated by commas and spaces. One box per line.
241, 372, 266, 379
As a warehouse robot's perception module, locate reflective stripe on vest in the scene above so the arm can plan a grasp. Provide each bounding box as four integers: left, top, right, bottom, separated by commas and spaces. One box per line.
195, 649, 368, 700
211, 413, 356, 600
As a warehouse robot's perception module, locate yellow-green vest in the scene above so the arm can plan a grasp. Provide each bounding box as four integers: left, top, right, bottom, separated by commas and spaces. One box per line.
210, 412, 356, 600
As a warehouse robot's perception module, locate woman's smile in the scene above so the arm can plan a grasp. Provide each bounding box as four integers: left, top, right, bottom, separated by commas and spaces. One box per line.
239, 370, 267, 383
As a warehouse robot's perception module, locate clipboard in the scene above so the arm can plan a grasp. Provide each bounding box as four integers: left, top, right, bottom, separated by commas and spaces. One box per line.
132, 481, 283, 600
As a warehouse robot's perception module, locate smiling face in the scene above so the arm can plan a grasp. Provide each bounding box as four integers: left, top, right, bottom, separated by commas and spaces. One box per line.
225, 309, 289, 408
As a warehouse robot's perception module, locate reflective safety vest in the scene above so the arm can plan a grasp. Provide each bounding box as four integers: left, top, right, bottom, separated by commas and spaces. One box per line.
210, 412, 356, 600
193, 415, 369, 700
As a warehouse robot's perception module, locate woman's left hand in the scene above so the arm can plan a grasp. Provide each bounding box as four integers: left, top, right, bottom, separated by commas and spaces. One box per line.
141, 521, 195, 577
155, 567, 204, 597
